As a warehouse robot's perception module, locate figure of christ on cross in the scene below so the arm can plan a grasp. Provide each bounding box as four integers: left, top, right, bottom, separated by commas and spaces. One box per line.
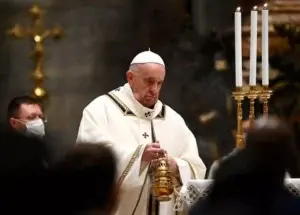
7, 5, 63, 100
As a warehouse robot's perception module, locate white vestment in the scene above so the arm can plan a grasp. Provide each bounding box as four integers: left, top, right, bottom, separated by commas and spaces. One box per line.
76, 83, 206, 215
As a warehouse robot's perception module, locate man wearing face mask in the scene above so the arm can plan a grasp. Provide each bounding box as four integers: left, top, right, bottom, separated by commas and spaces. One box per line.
8, 96, 45, 137
6, 95, 60, 165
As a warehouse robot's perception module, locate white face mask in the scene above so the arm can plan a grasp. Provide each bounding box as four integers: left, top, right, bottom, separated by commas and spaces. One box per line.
25, 119, 45, 137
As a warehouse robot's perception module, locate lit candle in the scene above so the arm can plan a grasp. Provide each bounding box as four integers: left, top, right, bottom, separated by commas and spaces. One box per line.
235, 7, 243, 87
261, 3, 269, 86
249, 6, 258, 86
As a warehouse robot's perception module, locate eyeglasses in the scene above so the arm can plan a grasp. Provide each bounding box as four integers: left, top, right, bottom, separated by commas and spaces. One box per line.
14, 116, 47, 123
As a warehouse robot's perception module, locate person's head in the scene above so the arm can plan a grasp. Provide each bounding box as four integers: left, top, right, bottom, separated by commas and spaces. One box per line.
245, 116, 300, 178
7, 96, 45, 137
49, 143, 118, 214
126, 51, 166, 108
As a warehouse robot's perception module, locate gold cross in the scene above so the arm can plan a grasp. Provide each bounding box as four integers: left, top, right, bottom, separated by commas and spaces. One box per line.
7, 4, 63, 100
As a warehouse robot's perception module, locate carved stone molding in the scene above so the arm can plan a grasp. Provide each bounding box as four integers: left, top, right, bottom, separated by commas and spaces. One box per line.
242, 0, 300, 57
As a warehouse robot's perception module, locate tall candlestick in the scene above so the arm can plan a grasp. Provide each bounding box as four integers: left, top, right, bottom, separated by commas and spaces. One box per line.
235, 7, 243, 87
249, 6, 258, 86
261, 3, 269, 86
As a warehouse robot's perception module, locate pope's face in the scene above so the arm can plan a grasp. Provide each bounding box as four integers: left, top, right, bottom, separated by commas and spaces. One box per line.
127, 63, 165, 108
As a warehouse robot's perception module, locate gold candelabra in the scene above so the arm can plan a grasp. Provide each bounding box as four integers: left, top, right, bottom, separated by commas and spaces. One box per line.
7, 5, 63, 101
233, 85, 272, 148
233, 87, 247, 148
247, 86, 260, 125
260, 85, 273, 116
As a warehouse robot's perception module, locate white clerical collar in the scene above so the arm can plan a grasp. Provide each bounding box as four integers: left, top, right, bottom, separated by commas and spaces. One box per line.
122, 83, 163, 120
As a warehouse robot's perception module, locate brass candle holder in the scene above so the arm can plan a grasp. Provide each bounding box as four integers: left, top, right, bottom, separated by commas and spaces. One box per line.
247, 86, 261, 125
232, 87, 247, 148
232, 85, 272, 148
260, 85, 272, 116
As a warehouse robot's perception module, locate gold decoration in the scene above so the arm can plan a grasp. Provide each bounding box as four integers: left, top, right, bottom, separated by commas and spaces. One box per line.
247, 86, 260, 125
151, 157, 174, 201
7, 5, 63, 100
215, 60, 228, 71
232, 87, 247, 148
232, 85, 273, 148
260, 85, 273, 116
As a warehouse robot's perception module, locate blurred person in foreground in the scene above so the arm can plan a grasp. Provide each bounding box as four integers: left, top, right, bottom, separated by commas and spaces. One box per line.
208, 119, 300, 178
189, 116, 300, 215
46, 143, 118, 214
0, 143, 118, 215
77, 50, 206, 215
0, 129, 48, 213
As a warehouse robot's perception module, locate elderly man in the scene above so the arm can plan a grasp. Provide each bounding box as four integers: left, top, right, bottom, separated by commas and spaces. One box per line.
76, 50, 206, 215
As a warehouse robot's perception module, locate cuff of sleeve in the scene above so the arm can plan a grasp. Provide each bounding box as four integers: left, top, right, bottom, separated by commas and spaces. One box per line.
174, 158, 193, 185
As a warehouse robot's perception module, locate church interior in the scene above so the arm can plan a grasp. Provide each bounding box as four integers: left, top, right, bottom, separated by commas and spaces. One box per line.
1, 0, 300, 168
1, 1, 300, 212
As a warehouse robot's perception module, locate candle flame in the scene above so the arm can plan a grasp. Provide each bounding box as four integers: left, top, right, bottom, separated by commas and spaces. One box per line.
236, 7, 241, 12
263, 3, 268, 9
253, 6, 257, 10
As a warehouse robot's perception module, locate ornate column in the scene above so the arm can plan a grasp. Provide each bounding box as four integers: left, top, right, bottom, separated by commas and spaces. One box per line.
192, 0, 237, 35
192, 0, 208, 35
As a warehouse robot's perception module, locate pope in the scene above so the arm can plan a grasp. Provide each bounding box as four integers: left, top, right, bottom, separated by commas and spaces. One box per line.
76, 50, 206, 215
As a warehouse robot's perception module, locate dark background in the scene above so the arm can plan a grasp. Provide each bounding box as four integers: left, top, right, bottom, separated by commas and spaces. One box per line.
0, 0, 283, 167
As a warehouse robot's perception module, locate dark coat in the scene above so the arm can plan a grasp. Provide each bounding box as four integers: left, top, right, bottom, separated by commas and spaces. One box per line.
189, 148, 300, 215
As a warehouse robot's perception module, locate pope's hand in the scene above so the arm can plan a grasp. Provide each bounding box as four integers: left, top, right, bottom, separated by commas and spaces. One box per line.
141, 142, 165, 163
167, 157, 179, 175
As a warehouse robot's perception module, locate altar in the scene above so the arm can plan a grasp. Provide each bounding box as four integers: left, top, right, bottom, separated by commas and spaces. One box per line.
174, 179, 300, 211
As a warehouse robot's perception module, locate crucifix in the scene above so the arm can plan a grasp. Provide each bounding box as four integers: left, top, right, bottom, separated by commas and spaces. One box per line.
7, 5, 63, 101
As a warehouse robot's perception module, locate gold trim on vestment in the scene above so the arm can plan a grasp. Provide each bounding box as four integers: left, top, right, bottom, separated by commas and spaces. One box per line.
106, 91, 166, 119
107, 92, 135, 116
117, 144, 143, 188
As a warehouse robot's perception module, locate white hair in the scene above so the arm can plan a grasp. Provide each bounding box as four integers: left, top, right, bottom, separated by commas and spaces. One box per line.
129, 64, 139, 72
128, 63, 165, 73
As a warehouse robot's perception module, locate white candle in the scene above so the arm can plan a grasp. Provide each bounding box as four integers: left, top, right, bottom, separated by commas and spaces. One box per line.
249, 6, 258, 86
235, 7, 243, 87
261, 3, 269, 86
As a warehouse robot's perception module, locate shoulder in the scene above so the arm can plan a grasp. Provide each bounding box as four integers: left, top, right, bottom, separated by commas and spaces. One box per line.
164, 104, 186, 125
84, 94, 112, 113
84, 87, 123, 112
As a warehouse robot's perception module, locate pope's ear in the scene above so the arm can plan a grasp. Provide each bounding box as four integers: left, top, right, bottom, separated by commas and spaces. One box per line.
126, 70, 133, 82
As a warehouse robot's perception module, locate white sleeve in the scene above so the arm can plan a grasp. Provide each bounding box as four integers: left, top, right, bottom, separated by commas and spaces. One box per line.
174, 119, 207, 184
76, 99, 148, 189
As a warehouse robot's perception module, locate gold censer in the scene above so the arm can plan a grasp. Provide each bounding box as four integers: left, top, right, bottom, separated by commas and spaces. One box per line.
151, 157, 174, 201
